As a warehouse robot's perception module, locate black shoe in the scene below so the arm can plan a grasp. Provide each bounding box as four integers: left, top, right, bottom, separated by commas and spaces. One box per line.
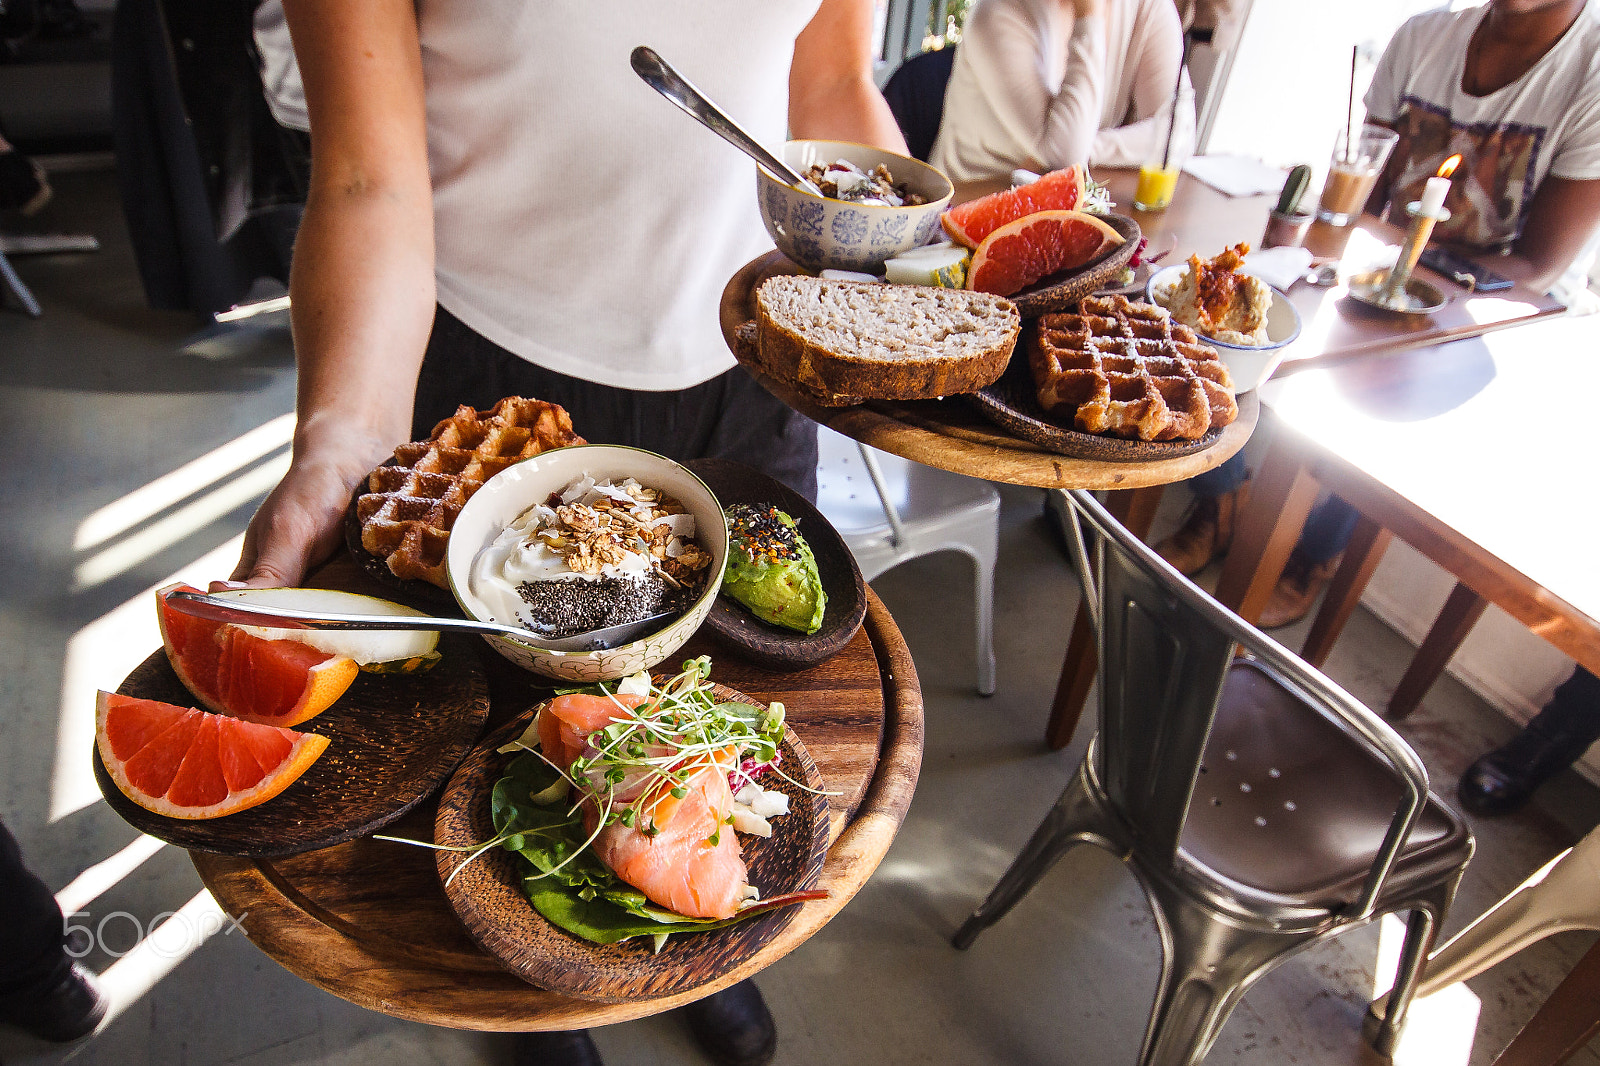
1458, 724, 1594, 817
682, 980, 776, 1066
0, 960, 106, 1042
512, 1029, 604, 1066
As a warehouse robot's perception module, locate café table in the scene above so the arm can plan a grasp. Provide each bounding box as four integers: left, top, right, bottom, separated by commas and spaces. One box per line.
1039, 166, 1569, 748
174, 557, 925, 1030
1213, 312, 1600, 700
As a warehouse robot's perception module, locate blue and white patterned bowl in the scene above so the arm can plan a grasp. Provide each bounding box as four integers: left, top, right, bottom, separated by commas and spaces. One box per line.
445, 446, 727, 683
758, 140, 954, 273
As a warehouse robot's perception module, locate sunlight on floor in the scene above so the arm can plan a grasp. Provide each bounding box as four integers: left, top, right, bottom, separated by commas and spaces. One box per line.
72, 456, 288, 592
95, 890, 235, 1031
1374, 912, 1482, 1066
51, 538, 245, 822
54, 835, 168, 917
73, 415, 294, 553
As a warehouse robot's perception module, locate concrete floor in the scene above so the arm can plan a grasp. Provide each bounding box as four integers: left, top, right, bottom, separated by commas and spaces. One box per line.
2, 164, 1597, 1066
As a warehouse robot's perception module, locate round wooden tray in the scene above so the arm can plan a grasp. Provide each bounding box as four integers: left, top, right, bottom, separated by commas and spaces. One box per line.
721, 250, 1257, 490
688, 457, 867, 671
434, 689, 829, 1002
100, 634, 490, 857
186, 590, 922, 1031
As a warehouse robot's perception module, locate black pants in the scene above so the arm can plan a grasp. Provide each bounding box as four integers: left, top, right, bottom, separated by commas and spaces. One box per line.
415, 307, 819, 503
0, 819, 67, 995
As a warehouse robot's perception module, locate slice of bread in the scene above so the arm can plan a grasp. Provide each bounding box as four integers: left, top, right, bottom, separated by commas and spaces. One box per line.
752, 276, 1021, 406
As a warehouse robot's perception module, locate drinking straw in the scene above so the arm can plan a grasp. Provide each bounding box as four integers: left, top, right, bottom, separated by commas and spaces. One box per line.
1345, 44, 1358, 165
1162, 27, 1211, 170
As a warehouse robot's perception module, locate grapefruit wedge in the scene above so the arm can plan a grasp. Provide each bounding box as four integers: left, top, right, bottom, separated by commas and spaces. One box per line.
157, 583, 358, 727
96, 691, 329, 820
966, 210, 1125, 297
941, 165, 1087, 248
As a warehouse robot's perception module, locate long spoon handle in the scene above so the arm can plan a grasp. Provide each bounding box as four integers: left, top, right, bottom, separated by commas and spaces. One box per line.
164, 590, 531, 638
630, 46, 822, 196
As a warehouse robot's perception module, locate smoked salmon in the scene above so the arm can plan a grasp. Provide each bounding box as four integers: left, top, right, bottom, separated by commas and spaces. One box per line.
534, 690, 753, 920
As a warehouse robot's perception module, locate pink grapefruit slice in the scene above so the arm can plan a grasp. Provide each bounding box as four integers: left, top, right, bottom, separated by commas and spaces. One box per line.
96, 691, 330, 820
941, 165, 1087, 248
966, 210, 1124, 297
156, 583, 358, 727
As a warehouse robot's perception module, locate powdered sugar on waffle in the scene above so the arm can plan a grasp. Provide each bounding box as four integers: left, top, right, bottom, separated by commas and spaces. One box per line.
1028, 295, 1237, 442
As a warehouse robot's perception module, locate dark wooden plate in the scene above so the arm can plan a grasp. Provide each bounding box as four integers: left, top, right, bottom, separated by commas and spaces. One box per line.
434, 687, 831, 1002
687, 458, 867, 671
967, 346, 1222, 462
1006, 214, 1143, 317
97, 635, 490, 857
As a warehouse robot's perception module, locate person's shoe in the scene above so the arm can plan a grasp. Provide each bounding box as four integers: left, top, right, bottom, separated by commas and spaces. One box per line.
0, 150, 52, 216
1257, 552, 1342, 629
1458, 722, 1597, 817
1155, 482, 1249, 576
682, 980, 776, 1066
0, 960, 107, 1042
512, 1029, 604, 1066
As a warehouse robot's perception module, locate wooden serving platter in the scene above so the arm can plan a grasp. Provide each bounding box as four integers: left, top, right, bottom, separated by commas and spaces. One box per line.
434, 688, 830, 1002
721, 250, 1258, 490
100, 634, 491, 857
688, 457, 867, 671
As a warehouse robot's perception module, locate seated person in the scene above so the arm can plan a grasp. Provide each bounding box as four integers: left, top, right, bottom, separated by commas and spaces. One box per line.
1157, 0, 1600, 628
929, 0, 1196, 182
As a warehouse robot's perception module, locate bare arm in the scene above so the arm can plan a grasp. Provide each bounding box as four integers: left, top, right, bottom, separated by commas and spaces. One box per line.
790, 0, 908, 152
1490, 176, 1600, 293
230, 0, 435, 587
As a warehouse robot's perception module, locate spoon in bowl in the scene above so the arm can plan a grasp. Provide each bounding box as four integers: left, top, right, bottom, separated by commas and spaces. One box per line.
164, 590, 677, 653
630, 46, 824, 197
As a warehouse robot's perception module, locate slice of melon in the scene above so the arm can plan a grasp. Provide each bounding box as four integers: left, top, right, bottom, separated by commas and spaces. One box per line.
97, 691, 329, 820
211, 587, 441, 673
157, 583, 358, 727
941, 165, 1087, 248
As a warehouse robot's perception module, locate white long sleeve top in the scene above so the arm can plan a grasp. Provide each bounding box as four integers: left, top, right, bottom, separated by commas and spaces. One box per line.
930, 0, 1196, 183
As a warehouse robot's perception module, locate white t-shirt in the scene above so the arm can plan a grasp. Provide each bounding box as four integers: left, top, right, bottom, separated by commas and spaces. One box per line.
929, 0, 1195, 183
1364, 2, 1600, 254
256, 2, 820, 391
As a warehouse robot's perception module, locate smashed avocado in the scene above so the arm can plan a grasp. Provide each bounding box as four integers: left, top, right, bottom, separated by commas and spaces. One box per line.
722, 504, 827, 634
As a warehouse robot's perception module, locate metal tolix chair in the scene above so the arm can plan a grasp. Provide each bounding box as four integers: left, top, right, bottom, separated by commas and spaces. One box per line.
952, 489, 1474, 1065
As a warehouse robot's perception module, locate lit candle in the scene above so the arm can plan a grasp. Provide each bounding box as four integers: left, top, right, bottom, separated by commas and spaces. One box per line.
1419, 153, 1462, 218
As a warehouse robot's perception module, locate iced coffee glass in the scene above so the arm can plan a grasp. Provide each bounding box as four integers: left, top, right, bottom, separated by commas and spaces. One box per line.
1316, 125, 1399, 226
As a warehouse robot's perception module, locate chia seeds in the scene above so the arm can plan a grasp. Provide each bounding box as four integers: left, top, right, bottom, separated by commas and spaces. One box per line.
515, 573, 699, 639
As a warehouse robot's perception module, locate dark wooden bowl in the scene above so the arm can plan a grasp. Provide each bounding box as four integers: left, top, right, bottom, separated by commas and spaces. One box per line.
1005, 214, 1143, 317
433, 690, 830, 1002
687, 458, 867, 671
98, 636, 490, 857
967, 343, 1223, 462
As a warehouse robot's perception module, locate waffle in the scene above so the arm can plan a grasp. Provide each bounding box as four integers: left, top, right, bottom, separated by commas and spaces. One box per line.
356, 397, 585, 587
1028, 295, 1237, 442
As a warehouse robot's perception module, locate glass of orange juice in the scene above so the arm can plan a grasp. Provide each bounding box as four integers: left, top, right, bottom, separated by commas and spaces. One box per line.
1134, 162, 1180, 211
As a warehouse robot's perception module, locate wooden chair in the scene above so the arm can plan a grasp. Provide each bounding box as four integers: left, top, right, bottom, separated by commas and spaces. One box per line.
954, 489, 1474, 1064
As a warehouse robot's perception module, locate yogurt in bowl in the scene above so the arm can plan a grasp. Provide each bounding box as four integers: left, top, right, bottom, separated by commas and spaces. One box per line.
446, 446, 727, 682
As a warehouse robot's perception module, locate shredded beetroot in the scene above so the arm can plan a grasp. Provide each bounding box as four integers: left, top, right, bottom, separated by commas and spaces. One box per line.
730, 750, 783, 791
1128, 235, 1150, 269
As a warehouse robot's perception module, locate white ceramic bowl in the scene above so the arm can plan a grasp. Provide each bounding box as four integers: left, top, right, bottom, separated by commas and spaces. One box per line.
444, 446, 727, 683
1147, 264, 1303, 392
758, 139, 954, 273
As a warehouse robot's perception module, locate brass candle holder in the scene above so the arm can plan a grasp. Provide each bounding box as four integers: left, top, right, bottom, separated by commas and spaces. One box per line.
1376, 201, 1450, 308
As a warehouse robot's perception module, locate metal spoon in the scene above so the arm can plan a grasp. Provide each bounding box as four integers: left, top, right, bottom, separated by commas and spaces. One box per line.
164, 590, 678, 653
630, 46, 823, 196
